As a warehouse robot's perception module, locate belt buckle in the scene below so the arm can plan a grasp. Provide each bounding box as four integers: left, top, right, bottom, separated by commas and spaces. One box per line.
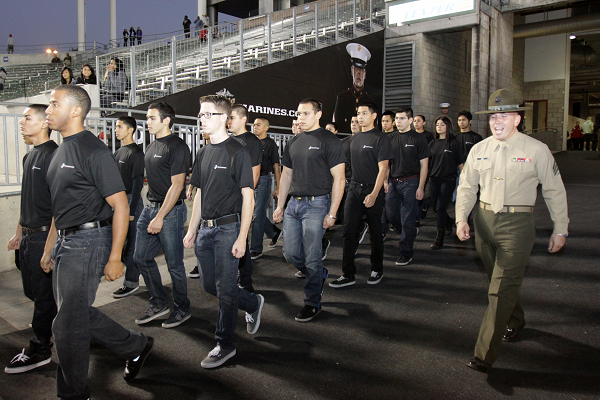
205, 219, 215, 228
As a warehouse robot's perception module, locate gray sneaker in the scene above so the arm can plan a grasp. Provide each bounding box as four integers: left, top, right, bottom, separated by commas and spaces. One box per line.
162, 310, 191, 328
135, 305, 169, 325
201, 345, 236, 369
246, 294, 264, 334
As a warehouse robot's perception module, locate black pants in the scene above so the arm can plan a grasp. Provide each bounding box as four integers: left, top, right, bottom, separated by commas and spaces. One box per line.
342, 183, 385, 277
237, 239, 253, 289
20, 230, 57, 354
429, 175, 457, 229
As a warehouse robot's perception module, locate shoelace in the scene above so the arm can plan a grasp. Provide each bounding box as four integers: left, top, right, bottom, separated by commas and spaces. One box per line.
245, 313, 254, 323
119, 286, 127, 291
10, 349, 29, 364
208, 346, 222, 357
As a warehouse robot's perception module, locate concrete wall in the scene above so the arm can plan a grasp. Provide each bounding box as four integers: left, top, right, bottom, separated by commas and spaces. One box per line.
1, 53, 80, 67
523, 78, 567, 149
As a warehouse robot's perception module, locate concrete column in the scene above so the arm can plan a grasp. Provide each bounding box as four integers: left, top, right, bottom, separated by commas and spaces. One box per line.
198, 0, 207, 20
208, 6, 217, 25
78, 0, 86, 51
110, 0, 117, 48
259, 0, 274, 15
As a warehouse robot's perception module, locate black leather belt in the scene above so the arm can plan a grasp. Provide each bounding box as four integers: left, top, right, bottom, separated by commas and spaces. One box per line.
293, 194, 329, 201
260, 172, 273, 176
200, 213, 240, 228
350, 181, 375, 188
58, 219, 112, 237
22, 225, 51, 236
390, 174, 419, 183
148, 199, 184, 208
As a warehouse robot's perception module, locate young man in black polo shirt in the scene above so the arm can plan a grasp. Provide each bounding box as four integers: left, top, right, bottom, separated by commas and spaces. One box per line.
330, 102, 392, 288
250, 116, 282, 257
381, 110, 396, 134
112, 116, 145, 298
184, 95, 264, 369
273, 99, 345, 322
228, 104, 262, 292
43, 85, 151, 399
134, 102, 191, 328
386, 106, 431, 265
5, 104, 58, 374
453, 110, 482, 206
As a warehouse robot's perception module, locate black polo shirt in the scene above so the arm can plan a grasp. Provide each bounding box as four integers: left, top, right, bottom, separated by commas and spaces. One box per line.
282, 127, 346, 197
47, 131, 125, 230
113, 143, 144, 194
420, 130, 435, 144
145, 134, 190, 202
428, 139, 463, 178
20, 140, 58, 228
260, 136, 279, 175
190, 137, 254, 220
342, 135, 353, 180
389, 130, 431, 178
232, 131, 262, 168
455, 130, 483, 162
349, 128, 393, 185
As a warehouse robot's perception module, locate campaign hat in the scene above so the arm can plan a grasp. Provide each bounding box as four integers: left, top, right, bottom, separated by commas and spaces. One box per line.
476, 88, 532, 114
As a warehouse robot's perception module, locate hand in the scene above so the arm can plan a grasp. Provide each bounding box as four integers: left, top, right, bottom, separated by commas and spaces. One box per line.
186, 185, 194, 200
384, 182, 389, 194
273, 207, 284, 223
147, 216, 164, 234
104, 259, 125, 281
456, 221, 470, 241
7, 234, 21, 251
548, 234, 566, 253
272, 188, 279, 198
416, 187, 424, 201
40, 251, 54, 273
363, 193, 376, 208
323, 214, 335, 229
183, 230, 197, 249
231, 237, 246, 258
129, 215, 135, 221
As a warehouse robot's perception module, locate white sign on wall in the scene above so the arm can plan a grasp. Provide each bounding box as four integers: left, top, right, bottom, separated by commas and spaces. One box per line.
388, 0, 475, 26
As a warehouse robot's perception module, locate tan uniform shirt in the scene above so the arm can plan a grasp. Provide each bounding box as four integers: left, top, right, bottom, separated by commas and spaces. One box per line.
456, 131, 569, 234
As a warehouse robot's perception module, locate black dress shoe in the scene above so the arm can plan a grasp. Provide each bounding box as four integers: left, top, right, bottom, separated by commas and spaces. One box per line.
467, 357, 491, 373
124, 336, 153, 382
503, 327, 520, 342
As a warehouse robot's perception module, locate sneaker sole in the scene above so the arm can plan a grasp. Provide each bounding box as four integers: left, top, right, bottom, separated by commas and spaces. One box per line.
112, 286, 140, 299
294, 272, 306, 279
295, 308, 321, 323
162, 312, 191, 328
250, 254, 263, 260
4, 357, 51, 374
329, 280, 356, 288
188, 274, 200, 279
395, 258, 413, 266
247, 294, 264, 334
135, 308, 169, 325
201, 348, 237, 369
367, 276, 383, 285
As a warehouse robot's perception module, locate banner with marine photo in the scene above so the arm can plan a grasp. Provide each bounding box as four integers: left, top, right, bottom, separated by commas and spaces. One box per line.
136, 30, 384, 135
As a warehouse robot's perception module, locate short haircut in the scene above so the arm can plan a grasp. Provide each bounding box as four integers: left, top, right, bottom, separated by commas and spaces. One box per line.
359, 101, 378, 115
382, 110, 395, 120
148, 101, 175, 128
415, 114, 426, 122
54, 85, 91, 119
231, 104, 248, 120
199, 95, 232, 118
118, 116, 137, 132
326, 122, 338, 131
26, 104, 51, 135
395, 106, 413, 119
458, 110, 473, 121
299, 98, 322, 114
255, 116, 270, 126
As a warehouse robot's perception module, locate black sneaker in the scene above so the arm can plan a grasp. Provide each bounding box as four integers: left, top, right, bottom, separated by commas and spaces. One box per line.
321, 267, 329, 295
295, 305, 321, 322
294, 270, 306, 279
188, 266, 200, 278
367, 271, 383, 285
269, 229, 282, 247
201, 345, 236, 369
245, 294, 264, 334
162, 310, 191, 328
238, 284, 255, 293
112, 285, 139, 298
4, 348, 51, 374
395, 256, 412, 266
123, 336, 153, 382
250, 251, 262, 260
415, 220, 420, 227
321, 239, 331, 261
135, 305, 169, 325
358, 223, 369, 244
329, 275, 355, 288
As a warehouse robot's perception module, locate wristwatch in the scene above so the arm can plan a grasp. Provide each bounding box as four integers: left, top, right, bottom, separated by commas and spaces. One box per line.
557, 233, 568, 238
328, 214, 337, 220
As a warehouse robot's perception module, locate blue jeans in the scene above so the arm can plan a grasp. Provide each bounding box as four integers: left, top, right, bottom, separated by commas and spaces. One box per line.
282, 194, 330, 307
195, 221, 259, 349
385, 178, 419, 258
123, 197, 143, 287
52, 226, 147, 400
134, 203, 190, 313
250, 174, 279, 253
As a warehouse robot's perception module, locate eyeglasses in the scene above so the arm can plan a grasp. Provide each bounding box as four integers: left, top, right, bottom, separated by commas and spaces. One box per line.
198, 112, 224, 119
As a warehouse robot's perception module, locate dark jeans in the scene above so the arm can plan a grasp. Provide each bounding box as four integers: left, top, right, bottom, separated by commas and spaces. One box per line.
195, 221, 259, 349
238, 239, 253, 288
429, 175, 457, 228
250, 174, 279, 253
342, 184, 385, 277
385, 178, 419, 258
134, 203, 190, 313
20, 230, 56, 354
52, 226, 147, 400
123, 198, 143, 287
282, 194, 330, 307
